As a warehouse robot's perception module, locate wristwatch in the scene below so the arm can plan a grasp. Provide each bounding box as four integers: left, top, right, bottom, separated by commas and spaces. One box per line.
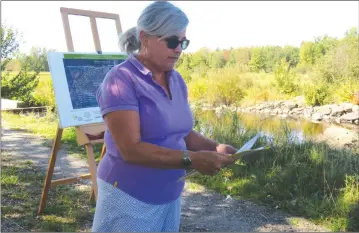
182, 150, 192, 167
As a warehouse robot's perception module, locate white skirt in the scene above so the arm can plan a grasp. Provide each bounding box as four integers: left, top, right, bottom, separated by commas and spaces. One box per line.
91, 178, 182, 232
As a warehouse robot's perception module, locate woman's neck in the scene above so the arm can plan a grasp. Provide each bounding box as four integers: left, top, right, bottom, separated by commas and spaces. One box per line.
136, 53, 165, 79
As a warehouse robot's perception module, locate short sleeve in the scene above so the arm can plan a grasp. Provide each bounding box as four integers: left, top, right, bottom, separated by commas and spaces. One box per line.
96, 66, 139, 117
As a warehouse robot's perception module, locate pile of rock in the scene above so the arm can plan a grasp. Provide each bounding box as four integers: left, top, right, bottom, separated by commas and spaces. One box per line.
190, 96, 359, 125
239, 101, 359, 125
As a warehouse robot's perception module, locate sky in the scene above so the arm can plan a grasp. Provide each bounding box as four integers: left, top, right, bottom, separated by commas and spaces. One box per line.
2, 1, 358, 54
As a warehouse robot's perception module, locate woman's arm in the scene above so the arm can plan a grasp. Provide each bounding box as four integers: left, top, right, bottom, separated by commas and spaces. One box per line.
184, 130, 237, 154
104, 110, 234, 173
105, 110, 185, 169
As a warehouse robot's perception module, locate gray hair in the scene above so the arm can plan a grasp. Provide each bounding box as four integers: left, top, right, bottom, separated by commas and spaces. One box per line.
119, 1, 189, 54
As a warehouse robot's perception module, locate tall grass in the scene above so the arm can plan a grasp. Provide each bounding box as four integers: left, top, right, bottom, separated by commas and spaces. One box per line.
191, 109, 359, 231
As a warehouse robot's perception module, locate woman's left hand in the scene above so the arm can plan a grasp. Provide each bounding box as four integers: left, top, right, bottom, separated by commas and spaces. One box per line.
216, 144, 237, 155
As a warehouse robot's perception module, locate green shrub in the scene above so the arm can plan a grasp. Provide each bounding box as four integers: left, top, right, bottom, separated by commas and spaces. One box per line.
304, 82, 330, 106
274, 59, 298, 96
1, 71, 39, 106
32, 72, 56, 107
188, 78, 208, 103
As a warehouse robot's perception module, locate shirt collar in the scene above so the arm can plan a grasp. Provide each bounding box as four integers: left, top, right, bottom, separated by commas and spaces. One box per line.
127, 54, 175, 77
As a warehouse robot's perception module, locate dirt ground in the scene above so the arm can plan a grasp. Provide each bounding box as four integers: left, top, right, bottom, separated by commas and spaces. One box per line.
1, 127, 331, 232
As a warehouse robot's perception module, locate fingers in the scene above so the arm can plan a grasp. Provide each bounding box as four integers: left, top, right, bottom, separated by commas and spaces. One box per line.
219, 155, 235, 166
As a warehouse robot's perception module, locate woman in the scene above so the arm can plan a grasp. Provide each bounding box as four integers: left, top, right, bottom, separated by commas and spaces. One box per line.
92, 1, 237, 232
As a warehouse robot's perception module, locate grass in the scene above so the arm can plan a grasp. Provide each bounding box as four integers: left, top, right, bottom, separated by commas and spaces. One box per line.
2, 108, 359, 231
190, 109, 359, 231
1, 150, 95, 232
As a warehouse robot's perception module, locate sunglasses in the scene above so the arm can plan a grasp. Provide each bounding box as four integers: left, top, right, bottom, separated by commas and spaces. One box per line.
162, 36, 190, 50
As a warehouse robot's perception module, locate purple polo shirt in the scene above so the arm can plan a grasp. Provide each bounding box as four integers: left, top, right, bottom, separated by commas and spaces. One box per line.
96, 54, 194, 205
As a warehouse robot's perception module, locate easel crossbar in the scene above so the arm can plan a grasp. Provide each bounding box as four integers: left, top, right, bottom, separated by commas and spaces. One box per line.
50, 173, 92, 188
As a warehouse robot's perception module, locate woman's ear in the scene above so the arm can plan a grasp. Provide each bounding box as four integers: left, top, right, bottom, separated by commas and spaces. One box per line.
139, 31, 148, 47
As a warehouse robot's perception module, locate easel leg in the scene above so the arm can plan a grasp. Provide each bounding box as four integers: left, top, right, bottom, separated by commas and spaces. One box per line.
90, 144, 106, 202
100, 143, 106, 160
38, 127, 63, 215
86, 144, 99, 201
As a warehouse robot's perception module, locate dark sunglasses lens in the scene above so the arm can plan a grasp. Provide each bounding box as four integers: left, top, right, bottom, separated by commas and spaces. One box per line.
181, 40, 189, 50
167, 38, 180, 49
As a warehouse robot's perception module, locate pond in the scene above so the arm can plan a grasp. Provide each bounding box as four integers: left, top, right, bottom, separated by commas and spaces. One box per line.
193, 109, 359, 149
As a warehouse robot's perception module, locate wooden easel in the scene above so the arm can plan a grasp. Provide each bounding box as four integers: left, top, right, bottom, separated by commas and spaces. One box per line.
38, 7, 122, 215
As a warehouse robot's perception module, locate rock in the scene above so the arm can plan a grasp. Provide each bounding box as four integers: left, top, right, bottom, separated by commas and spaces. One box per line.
312, 113, 323, 121
340, 112, 359, 122
271, 109, 278, 115
341, 103, 353, 112
323, 115, 330, 122
282, 108, 290, 114
335, 118, 341, 124
266, 103, 275, 109
294, 96, 306, 106
256, 105, 265, 111
229, 106, 237, 112
331, 105, 345, 117
352, 105, 359, 114
215, 106, 226, 115
203, 107, 214, 111
292, 107, 304, 115
285, 101, 298, 110
304, 108, 313, 118
319, 106, 332, 115
263, 109, 271, 114
276, 101, 285, 107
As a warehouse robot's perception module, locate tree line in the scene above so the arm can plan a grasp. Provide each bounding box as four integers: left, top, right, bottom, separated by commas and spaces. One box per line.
175, 27, 358, 106
1, 23, 358, 107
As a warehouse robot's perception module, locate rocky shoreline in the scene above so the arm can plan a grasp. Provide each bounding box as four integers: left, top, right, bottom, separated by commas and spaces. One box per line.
191, 96, 359, 126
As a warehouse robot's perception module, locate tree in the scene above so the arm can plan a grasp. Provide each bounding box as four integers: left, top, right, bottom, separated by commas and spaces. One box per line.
249, 47, 266, 72
299, 35, 338, 66
1, 24, 40, 106
282, 46, 300, 68
299, 41, 317, 65
316, 28, 359, 83
227, 48, 251, 67
190, 48, 210, 69
18, 46, 55, 72
274, 59, 298, 95
209, 51, 226, 69
1, 25, 21, 71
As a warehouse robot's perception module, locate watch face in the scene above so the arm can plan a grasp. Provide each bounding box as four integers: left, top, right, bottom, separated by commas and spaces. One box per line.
184, 157, 192, 166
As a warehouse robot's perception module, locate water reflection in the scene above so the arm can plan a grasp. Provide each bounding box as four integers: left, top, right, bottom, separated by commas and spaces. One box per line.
194, 110, 325, 144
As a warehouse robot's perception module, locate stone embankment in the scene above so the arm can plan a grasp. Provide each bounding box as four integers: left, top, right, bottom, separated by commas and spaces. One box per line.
191, 96, 359, 125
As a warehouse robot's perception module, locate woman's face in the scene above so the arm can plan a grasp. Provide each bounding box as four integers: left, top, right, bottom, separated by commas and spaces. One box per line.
140, 30, 189, 71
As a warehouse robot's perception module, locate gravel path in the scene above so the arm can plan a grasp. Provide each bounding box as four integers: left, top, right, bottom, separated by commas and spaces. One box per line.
1, 128, 329, 232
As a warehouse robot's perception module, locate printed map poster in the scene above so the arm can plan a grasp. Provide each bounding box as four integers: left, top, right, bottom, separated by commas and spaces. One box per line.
47, 52, 128, 128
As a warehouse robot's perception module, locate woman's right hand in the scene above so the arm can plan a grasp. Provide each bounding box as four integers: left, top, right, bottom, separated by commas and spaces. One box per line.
189, 151, 235, 176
